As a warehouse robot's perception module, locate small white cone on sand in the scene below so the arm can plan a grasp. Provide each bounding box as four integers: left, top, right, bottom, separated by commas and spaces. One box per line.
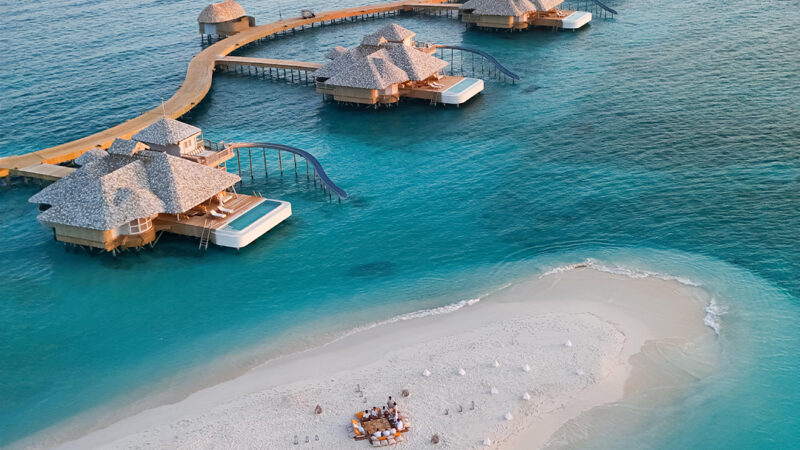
564, 340, 573, 348
483, 437, 493, 446
492, 360, 500, 368
522, 364, 531, 372
422, 369, 432, 377
522, 392, 531, 401
458, 368, 467, 376
490, 386, 499, 395
504, 412, 514, 421
576, 369, 585, 376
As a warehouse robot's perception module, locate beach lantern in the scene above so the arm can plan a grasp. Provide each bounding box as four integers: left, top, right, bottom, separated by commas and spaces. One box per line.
490, 386, 499, 395
492, 360, 500, 368
504, 412, 514, 421
564, 340, 573, 348
458, 368, 467, 376
483, 437, 493, 446
422, 369, 432, 377
522, 364, 531, 372
522, 392, 531, 401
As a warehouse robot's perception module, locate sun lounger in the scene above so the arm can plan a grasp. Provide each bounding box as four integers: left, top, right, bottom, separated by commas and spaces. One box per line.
218, 206, 234, 214
209, 210, 226, 219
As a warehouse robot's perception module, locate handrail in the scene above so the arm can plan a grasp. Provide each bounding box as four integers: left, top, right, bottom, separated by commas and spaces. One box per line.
224, 142, 348, 199
592, 0, 618, 15
432, 45, 521, 81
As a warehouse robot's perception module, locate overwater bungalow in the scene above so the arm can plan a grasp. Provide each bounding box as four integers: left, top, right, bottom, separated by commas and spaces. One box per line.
198, 0, 255, 38
315, 23, 484, 107
459, 0, 592, 30
29, 120, 291, 253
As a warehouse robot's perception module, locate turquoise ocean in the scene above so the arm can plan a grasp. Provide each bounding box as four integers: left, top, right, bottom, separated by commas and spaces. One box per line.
1, 0, 798, 447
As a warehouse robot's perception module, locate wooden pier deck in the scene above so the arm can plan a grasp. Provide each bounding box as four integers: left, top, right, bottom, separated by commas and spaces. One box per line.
0, 0, 450, 178
10, 164, 75, 182
403, 3, 461, 10
215, 56, 322, 72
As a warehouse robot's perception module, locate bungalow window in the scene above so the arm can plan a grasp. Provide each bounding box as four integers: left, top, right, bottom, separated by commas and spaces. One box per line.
126, 217, 153, 235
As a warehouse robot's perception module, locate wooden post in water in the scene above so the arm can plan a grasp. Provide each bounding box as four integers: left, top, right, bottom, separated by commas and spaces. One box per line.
278, 150, 283, 174
293, 154, 298, 175
235, 148, 241, 178
248, 148, 254, 179
263, 148, 268, 176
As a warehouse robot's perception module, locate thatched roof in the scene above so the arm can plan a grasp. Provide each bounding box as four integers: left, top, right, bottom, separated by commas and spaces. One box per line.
198, 0, 247, 23
107, 138, 148, 156
530, 0, 564, 11
325, 50, 408, 90
315, 24, 448, 89
132, 118, 201, 146
371, 23, 416, 42
361, 34, 388, 47
460, 0, 538, 16
30, 151, 240, 230
75, 148, 108, 166
383, 43, 448, 81
325, 46, 348, 60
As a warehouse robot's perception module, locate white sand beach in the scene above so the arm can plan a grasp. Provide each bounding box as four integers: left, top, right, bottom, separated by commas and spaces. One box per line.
52, 267, 718, 449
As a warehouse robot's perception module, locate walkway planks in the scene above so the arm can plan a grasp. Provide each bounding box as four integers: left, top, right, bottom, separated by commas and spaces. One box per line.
0, 0, 449, 178
10, 164, 76, 182
215, 56, 322, 71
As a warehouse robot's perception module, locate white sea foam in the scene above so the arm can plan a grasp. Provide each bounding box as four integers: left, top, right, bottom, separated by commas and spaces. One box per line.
310, 297, 483, 351
543, 258, 725, 334
703, 297, 727, 336
542, 258, 702, 287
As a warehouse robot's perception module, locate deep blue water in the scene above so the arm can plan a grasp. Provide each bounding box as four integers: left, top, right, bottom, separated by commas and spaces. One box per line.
1, 0, 799, 447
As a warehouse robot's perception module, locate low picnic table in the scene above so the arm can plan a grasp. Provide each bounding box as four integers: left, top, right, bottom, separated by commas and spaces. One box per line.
363, 417, 391, 436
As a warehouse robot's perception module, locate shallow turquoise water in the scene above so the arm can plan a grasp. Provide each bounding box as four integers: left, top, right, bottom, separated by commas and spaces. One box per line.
1, 0, 799, 447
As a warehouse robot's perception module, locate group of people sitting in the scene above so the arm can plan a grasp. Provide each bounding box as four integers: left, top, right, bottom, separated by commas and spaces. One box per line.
362, 397, 404, 430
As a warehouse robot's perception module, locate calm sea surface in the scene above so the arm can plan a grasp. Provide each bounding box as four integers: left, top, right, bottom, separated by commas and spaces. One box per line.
1, 0, 798, 447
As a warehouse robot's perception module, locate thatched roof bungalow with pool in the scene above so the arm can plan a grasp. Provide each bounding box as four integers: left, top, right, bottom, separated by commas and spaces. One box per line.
314, 24, 484, 106
459, 0, 592, 30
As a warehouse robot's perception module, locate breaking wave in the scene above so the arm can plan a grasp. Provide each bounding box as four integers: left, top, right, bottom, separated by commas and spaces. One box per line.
542, 258, 726, 334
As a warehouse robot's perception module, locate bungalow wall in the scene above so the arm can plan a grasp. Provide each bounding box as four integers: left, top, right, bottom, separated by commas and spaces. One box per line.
199, 16, 254, 36
46, 218, 156, 251
463, 14, 529, 29
332, 86, 379, 105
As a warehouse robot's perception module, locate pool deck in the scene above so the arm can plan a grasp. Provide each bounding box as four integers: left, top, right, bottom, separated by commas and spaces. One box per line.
400, 76, 464, 101
0, 0, 451, 178
154, 194, 263, 238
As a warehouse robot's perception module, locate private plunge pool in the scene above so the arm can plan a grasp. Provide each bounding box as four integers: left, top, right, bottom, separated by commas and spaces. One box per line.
214, 199, 292, 249
440, 78, 484, 105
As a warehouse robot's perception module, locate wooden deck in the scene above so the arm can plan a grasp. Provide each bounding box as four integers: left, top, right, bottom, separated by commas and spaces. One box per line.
9, 163, 75, 181
216, 56, 322, 72
155, 194, 263, 238
530, 10, 578, 28
0, 0, 449, 178
402, 3, 461, 10
400, 76, 464, 101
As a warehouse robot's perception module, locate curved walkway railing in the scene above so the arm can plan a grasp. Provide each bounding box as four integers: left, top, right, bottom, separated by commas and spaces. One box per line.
433, 45, 521, 81
0, 0, 449, 177
593, 0, 618, 15
225, 142, 348, 199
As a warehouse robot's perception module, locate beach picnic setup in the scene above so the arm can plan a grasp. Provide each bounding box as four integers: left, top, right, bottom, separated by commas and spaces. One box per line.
348, 397, 410, 446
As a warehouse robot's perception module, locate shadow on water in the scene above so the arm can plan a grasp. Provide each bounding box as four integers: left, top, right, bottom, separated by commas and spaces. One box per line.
347, 261, 396, 278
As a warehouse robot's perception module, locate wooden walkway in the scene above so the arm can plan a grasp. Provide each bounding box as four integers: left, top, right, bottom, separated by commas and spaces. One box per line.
10, 164, 75, 181
0, 0, 450, 178
215, 56, 322, 72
